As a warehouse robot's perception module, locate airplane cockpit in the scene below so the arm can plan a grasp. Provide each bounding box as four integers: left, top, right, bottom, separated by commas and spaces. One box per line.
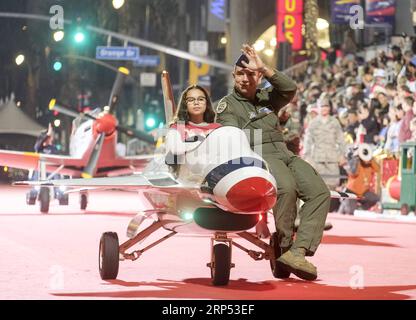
70, 108, 102, 136
69, 108, 102, 158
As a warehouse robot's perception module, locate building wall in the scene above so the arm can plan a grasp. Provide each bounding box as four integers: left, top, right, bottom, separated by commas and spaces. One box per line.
227, 0, 275, 65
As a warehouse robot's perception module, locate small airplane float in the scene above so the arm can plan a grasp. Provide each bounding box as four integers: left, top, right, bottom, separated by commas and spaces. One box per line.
15, 72, 357, 285
0, 67, 155, 213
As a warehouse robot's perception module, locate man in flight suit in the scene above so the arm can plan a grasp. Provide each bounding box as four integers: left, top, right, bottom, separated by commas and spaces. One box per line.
215, 44, 330, 281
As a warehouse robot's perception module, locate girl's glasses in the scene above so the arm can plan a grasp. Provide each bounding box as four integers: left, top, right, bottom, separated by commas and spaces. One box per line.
186, 96, 207, 104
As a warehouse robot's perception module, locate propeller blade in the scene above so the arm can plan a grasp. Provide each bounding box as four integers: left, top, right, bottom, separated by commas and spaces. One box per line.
82, 133, 106, 178
116, 125, 155, 144
49, 99, 96, 120
108, 67, 129, 114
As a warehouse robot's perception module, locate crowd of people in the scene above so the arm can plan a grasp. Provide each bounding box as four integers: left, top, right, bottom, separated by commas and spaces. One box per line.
279, 37, 416, 214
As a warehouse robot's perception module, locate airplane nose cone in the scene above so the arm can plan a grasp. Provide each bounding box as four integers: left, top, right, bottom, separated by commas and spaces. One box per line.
95, 114, 117, 135
225, 177, 276, 213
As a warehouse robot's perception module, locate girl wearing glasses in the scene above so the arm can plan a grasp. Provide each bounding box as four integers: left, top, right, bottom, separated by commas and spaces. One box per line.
165, 85, 221, 156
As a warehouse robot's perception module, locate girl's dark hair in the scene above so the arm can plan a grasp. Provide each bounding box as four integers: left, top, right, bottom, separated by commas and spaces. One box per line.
173, 85, 215, 124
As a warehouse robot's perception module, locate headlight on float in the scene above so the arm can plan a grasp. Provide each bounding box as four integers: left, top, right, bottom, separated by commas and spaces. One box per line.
180, 211, 194, 221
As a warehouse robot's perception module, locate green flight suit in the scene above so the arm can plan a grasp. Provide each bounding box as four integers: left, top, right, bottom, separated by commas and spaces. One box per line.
215, 71, 330, 255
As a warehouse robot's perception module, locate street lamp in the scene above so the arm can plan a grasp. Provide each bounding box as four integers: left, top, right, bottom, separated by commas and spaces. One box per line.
112, 0, 125, 10
53, 30, 65, 42
15, 54, 25, 65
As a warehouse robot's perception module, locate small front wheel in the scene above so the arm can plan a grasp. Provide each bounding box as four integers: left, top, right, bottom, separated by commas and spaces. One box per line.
80, 194, 88, 210
39, 187, 50, 213
211, 243, 231, 286
99, 232, 119, 280
58, 194, 69, 206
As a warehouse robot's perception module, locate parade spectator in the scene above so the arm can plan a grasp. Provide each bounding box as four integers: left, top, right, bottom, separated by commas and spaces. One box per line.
278, 39, 415, 217
399, 96, 415, 143
400, 56, 416, 92
377, 92, 390, 118
384, 105, 403, 155
345, 109, 360, 143
410, 118, 416, 142
338, 147, 380, 215
303, 98, 346, 190
358, 103, 380, 145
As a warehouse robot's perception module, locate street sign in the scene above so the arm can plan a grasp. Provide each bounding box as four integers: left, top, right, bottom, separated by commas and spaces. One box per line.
133, 55, 160, 67
198, 75, 211, 88
96, 46, 140, 60
189, 41, 209, 57
140, 73, 157, 87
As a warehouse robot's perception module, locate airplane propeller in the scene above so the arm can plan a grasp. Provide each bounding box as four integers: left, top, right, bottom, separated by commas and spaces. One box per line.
82, 132, 106, 178
108, 67, 129, 114
49, 67, 155, 178
49, 99, 96, 120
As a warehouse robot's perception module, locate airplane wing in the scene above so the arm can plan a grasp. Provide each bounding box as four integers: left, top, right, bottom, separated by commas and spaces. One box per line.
0, 149, 86, 176
13, 172, 199, 193
0, 149, 156, 177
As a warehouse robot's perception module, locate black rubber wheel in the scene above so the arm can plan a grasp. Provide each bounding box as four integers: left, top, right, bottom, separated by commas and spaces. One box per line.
270, 232, 291, 279
26, 192, 36, 205
39, 187, 50, 213
99, 232, 119, 280
211, 243, 231, 286
59, 194, 69, 206
80, 194, 88, 210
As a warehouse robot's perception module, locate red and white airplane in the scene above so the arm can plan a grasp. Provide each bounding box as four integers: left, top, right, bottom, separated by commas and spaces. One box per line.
0, 67, 155, 213
15, 71, 357, 286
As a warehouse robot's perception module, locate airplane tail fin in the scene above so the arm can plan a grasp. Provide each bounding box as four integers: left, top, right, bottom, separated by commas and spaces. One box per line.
161, 71, 176, 127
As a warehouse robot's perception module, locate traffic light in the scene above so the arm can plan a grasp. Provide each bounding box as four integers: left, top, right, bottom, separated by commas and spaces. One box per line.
145, 116, 156, 130
53, 60, 62, 72
74, 30, 85, 43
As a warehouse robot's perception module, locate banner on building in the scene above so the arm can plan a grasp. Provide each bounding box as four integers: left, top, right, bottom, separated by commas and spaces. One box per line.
276, 0, 304, 51
331, 0, 360, 24
365, 0, 396, 26
208, 0, 227, 32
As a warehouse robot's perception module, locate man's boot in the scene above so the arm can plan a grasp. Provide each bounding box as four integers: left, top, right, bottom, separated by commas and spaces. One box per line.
276, 247, 317, 281
270, 232, 291, 279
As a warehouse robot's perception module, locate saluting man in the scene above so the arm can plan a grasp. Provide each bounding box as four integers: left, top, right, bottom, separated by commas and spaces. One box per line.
215, 44, 330, 281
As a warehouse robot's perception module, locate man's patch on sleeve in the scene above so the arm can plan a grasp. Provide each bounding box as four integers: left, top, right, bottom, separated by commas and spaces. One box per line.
216, 101, 228, 114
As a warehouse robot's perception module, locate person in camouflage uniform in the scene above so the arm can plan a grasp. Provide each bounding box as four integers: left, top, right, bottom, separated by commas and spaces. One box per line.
303, 98, 347, 190
215, 44, 330, 281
